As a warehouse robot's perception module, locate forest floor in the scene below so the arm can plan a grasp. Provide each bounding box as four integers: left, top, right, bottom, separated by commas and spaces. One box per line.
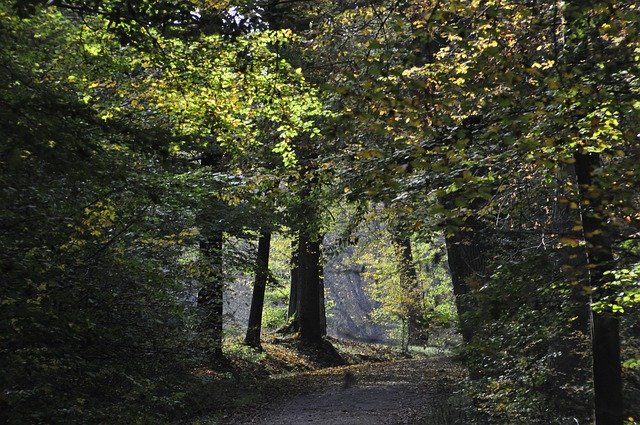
190, 338, 477, 424
219, 357, 472, 425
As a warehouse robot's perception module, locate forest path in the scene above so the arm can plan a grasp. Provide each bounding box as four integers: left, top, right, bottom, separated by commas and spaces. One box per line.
220, 357, 472, 425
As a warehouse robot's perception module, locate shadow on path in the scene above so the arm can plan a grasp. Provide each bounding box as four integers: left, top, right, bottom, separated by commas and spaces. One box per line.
222, 357, 477, 425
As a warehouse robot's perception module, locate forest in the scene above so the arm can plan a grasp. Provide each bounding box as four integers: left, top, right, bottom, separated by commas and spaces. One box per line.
0, 0, 639, 424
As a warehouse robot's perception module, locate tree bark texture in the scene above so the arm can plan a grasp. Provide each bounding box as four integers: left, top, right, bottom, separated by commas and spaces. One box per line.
245, 231, 271, 347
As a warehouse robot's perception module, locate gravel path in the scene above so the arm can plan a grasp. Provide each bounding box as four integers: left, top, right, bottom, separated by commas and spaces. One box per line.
222, 357, 471, 425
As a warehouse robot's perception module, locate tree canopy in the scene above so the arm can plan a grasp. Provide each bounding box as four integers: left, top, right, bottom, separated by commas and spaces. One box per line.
1, 0, 639, 423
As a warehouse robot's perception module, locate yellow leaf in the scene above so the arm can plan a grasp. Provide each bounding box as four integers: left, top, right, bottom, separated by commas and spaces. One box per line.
559, 237, 581, 247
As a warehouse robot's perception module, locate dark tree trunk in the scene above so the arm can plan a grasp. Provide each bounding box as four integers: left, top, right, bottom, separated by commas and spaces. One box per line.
198, 153, 225, 360
440, 118, 488, 346
297, 230, 323, 343
574, 152, 623, 425
198, 229, 224, 360
244, 231, 271, 347
548, 165, 593, 421
393, 236, 422, 345
444, 221, 486, 344
288, 238, 300, 321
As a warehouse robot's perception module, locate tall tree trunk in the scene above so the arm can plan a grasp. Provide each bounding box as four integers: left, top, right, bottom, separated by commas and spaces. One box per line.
198, 153, 225, 360
298, 230, 323, 343
288, 238, 300, 321
441, 117, 488, 346
244, 231, 271, 347
560, 1, 623, 421
444, 220, 486, 344
574, 151, 623, 425
393, 236, 422, 345
198, 229, 224, 360
285, 145, 325, 342
548, 165, 593, 421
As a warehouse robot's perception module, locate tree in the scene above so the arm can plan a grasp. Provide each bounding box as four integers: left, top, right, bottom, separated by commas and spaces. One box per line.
444, 220, 486, 345
547, 165, 593, 420
392, 235, 424, 345
197, 154, 226, 360
0, 4, 206, 421
3, 0, 639, 422
1, 0, 328, 420
283, 232, 326, 339
297, 229, 324, 343
245, 230, 272, 347
575, 152, 623, 424
287, 238, 300, 322
304, 0, 637, 421
353, 222, 429, 352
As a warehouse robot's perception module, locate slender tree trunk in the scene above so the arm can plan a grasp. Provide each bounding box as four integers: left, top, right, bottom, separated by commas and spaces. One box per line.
444, 221, 486, 344
393, 236, 422, 345
245, 231, 271, 347
574, 152, 623, 425
288, 238, 300, 320
298, 230, 323, 343
198, 229, 224, 360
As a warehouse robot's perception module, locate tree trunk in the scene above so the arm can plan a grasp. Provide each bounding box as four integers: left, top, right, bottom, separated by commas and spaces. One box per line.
297, 230, 323, 343
198, 229, 224, 360
244, 231, 271, 347
393, 236, 422, 346
444, 221, 486, 344
288, 238, 300, 320
574, 151, 623, 425
548, 165, 593, 421
198, 153, 225, 360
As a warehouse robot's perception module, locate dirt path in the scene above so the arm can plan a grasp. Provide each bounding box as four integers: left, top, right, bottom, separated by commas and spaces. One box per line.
221, 357, 473, 425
